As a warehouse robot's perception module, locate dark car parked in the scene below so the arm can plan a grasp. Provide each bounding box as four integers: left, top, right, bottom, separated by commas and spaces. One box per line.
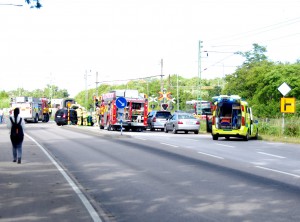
147, 110, 172, 131
54, 108, 77, 126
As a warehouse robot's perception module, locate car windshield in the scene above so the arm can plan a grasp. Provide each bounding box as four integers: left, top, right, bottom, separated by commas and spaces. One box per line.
156, 112, 171, 118
56, 110, 65, 116
178, 114, 195, 119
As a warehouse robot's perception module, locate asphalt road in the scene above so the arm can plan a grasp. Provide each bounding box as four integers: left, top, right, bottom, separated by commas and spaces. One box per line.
3, 122, 300, 222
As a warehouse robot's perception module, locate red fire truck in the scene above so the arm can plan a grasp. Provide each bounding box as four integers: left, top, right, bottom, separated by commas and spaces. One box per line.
99, 90, 148, 131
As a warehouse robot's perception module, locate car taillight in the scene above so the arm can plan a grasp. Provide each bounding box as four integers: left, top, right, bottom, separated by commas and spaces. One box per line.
196, 121, 200, 125
178, 121, 183, 124
63, 114, 66, 118
212, 116, 215, 125
242, 116, 245, 126
153, 117, 156, 122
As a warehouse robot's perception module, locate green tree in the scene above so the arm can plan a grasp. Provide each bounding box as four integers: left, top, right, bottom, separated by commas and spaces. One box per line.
0, 90, 10, 108
235, 43, 268, 66
223, 42, 300, 118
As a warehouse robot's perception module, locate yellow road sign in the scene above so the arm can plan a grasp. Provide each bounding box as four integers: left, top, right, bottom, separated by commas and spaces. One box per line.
280, 97, 296, 113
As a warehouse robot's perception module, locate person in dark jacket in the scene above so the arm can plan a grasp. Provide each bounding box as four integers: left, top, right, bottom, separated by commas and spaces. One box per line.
7, 108, 25, 164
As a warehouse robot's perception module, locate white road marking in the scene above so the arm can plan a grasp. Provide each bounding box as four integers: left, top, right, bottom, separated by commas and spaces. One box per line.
160, 142, 179, 148
256, 166, 300, 178
257, 152, 286, 159
135, 137, 147, 141
216, 143, 235, 148
266, 142, 285, 145
197, 151, 224, 159
26, 134, 102, 222
184, 138, 199, 142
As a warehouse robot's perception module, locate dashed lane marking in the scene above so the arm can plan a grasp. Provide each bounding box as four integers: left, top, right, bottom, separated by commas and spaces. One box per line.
257, 152, 286, 159
216, 143, 235, 148
197, 151, 224, 159
160, 142, 179, 148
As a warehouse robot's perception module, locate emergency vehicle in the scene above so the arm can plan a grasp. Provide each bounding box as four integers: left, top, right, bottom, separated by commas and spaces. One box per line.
211, 95, 258, 141
10, 97, 50, 123
186, 100, 213, 119
99, 90, 148, 131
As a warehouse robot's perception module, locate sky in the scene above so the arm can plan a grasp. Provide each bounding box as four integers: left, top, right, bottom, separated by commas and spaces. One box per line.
0, 0, 299, 97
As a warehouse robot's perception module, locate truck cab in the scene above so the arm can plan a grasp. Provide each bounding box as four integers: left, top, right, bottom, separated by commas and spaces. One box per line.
211, 95, 258, 141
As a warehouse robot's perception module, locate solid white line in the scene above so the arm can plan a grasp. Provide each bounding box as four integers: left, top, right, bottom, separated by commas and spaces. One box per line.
160, 142, 179, 148
256, 166, 300, 178
257, 152, 286, 159
26, 134, 102, 222
197, 151, 224, 159
216, 143, 235, 148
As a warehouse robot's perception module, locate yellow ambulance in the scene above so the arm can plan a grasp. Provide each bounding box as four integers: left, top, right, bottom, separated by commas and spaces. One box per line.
211, 95, 258, 141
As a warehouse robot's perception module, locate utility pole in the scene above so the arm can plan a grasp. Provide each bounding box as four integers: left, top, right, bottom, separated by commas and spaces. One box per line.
197, 40, 203, 114
84, 70, 88, 109
95, 71, 99, 97
177, 73, 179, 111
160, 58, 166, 109
49, 73, 53, 100
160, 58, 164, 93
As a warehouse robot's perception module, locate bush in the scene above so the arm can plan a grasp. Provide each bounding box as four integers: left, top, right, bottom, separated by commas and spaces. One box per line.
258, 117, 300, 137
284, 117, 300, 137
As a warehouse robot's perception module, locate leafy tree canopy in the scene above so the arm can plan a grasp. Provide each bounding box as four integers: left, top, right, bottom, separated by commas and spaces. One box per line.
224, 44, 300, 118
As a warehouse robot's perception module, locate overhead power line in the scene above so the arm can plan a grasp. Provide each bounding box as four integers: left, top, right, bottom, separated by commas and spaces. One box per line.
0, 3, 23, 6
208, 16, 300, 45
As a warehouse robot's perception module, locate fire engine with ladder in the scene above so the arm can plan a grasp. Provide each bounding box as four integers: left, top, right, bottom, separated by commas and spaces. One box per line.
98, 90, 148, 131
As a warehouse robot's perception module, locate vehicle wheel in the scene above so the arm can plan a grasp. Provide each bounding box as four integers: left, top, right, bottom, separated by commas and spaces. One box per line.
172, 127, 177, 134
34, 115, 39, 123
225, 136, 230, 140
185, 131, 188, 134
254, 129, 258, 139
44, 113, 49, 122
194, 131, 199, 134
212, 135, 218, 140
150, 124, 155, 131
164, 126, 168, 133
243, 131, 249, 141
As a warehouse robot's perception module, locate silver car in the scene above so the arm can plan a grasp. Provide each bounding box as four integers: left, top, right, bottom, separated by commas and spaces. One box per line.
147, 110, 172, 131
164, 113, 200, 134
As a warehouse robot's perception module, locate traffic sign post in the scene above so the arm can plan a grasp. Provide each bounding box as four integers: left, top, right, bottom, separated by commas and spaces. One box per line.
116, 97, 127, 109
118, 108, 124, 135
280, 97, 296, 113
278, 82, 293, 135
116, 97, 127, 135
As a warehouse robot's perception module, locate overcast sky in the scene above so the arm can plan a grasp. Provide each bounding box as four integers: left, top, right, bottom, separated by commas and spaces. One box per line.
0, 0, 299, 97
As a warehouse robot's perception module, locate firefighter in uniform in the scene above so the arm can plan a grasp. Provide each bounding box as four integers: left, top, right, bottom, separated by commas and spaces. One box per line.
95, 107, 100, 126
99, 101, 106, 127
82, 108, 88, 126
76, 107, 83, 126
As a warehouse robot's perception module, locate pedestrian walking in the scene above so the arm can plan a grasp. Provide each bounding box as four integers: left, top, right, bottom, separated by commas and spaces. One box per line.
7, 108, 25, 164
0, 108, 3, 124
